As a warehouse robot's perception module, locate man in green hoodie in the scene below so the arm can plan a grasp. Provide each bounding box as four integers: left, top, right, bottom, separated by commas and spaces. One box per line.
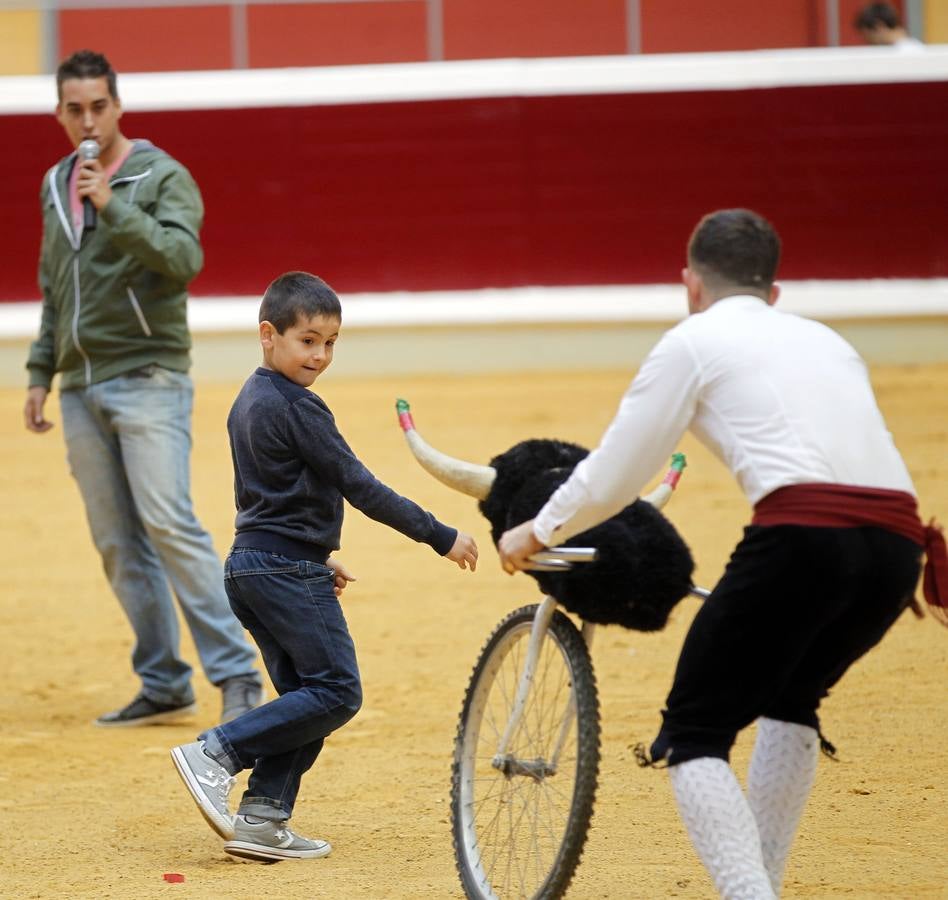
23, 49, 263, 727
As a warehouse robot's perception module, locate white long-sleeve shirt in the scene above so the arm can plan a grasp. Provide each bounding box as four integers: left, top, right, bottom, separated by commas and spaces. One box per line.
533, 295, 915, 546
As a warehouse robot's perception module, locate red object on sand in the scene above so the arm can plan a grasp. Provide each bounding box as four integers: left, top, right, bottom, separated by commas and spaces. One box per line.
163, 873, 185, 883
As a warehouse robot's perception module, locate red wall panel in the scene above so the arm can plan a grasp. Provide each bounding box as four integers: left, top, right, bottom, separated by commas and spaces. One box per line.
248, 2, 428, 68
59, 7, 232, 73
4, 79, 947, 302
640, 0, 822, 52
443, 0, 627, 60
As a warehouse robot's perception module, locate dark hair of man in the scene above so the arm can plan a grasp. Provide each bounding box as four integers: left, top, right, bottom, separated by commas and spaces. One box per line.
855, 2, 901, 30
687, 208, 781, 295
56, 49, 118, 101
259, 271, 342, 333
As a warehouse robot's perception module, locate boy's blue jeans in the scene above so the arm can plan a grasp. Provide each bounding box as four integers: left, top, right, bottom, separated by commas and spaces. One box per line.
59, 367, 259, 705
203, 548, 363, 821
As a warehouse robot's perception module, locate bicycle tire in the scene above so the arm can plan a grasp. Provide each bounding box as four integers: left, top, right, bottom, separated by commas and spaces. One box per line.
451, 604, 600, 900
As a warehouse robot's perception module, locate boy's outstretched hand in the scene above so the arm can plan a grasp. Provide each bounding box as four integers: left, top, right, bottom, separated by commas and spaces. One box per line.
446, 532, 479, 571
327, 557, 357, 595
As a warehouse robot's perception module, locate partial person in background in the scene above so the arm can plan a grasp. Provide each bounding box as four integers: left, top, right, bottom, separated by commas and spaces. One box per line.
498, 208, 946, 898
23, 49, 263, 727
855, 3, 925, 51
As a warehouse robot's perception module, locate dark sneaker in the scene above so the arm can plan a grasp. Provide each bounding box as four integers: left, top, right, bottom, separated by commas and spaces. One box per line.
224, 815, 331, 862
171, 740, 236, 840
95, 693, 196, 728
220, 674, 264, 723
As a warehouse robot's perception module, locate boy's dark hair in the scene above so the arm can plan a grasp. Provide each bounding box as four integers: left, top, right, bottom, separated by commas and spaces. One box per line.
687, 208, 781, 293
57, 49, 118, 101
855, 2, 901, 30
259, 272, 341, 333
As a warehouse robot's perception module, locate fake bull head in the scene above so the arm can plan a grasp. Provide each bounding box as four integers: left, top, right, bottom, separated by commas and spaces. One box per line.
396, 400, 694, 631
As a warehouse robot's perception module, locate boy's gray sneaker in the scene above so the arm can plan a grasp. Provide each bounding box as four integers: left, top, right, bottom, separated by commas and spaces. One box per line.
219, 674, 264, 723
96, 693, 196, 727
224, 815, 332, 862
170, 740, 236, 840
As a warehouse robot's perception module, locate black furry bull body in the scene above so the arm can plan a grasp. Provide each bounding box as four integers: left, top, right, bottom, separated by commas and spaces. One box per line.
482, 439, 694, 631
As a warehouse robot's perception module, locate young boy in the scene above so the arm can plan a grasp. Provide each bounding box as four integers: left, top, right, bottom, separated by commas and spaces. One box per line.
171, 271, 478, 862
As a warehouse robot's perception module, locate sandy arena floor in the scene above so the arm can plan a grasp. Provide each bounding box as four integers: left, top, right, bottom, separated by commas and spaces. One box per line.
2, 364, 946, 899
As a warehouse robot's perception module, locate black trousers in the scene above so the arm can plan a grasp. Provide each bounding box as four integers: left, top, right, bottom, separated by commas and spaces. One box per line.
649, 525, 922, 766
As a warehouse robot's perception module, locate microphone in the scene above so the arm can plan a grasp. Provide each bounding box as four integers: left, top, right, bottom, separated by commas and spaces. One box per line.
78, 139, 100, 231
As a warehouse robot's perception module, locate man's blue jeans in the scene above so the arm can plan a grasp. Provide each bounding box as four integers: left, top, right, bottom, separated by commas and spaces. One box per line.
59, 366, 259, 705
203, 548, 363, 821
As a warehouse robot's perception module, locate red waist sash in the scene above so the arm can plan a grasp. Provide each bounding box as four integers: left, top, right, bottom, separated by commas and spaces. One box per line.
753, 483, 946, 619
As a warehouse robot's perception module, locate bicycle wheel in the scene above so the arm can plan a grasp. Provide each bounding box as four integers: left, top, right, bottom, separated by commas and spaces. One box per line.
451, 604, 600, 900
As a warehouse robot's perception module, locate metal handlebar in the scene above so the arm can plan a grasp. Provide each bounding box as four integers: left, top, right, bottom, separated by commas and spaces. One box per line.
526, 547, 710, 604
525, 547, 599, 572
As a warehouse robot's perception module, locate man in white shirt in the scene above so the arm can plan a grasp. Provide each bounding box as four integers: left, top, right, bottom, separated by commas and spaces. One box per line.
498, 209, 944, 898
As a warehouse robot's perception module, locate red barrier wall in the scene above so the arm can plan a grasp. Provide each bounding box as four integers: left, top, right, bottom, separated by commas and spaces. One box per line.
4, 78, 947, 301
60, 6, 234, 73
248, 2, 429, 68
48, 0, 908, 73
443, 0, 627, 59
640, 0, 823, 52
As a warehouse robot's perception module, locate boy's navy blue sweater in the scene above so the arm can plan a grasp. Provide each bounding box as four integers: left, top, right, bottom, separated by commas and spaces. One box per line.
227, 368, 457, 562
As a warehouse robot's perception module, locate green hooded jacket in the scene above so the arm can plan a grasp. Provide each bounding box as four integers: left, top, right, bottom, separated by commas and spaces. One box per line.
27, 139, 204, 390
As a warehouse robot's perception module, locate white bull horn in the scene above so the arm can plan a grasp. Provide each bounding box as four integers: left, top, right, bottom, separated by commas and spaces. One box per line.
640, 453, 687, 509
395, 399, 496, 501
